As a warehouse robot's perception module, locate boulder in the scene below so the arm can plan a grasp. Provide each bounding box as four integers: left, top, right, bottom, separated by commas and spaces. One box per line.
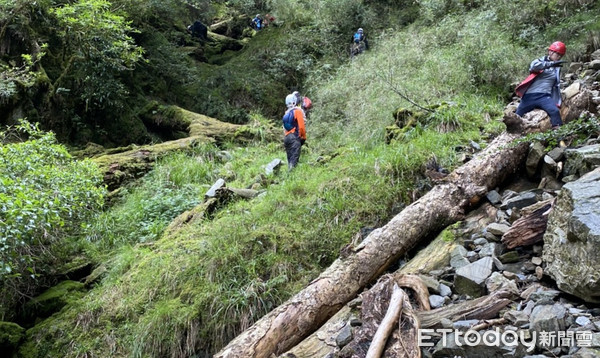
526, 141, 546, 178
529, 304, 567, 348
454, 256, 493, 298
560, 88, 596, 123
0, 321, 25, 353
563, 144, 600, 177
543, 168, 600, 303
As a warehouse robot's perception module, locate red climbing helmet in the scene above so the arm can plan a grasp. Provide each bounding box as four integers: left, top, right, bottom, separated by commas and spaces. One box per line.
548, 41, 566, 56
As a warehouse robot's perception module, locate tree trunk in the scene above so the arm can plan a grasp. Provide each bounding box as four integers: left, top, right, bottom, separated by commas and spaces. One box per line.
215, 131, 529, 358
417, 289, 513, 328
91, 108, 244, 191
281, 235, 454, 358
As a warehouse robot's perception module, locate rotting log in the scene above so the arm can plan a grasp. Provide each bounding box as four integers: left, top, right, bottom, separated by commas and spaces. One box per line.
417, 289, 514, 328
347, 274, 429, 358
281, 234, 452, 358
502, 201, 553, 249
92, 108, 243, 191
215, 129, 531, 358
365, 284, 405, 358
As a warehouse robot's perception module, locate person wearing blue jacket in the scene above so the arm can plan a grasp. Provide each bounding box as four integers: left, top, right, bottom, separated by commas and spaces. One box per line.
514, 41, 567, 129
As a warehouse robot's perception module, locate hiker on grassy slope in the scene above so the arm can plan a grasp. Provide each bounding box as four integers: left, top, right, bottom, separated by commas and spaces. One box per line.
514, 41, 567, 129
282, 94, 306, 170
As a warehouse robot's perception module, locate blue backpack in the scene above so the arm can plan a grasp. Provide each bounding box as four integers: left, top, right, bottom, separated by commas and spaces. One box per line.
282, 108, 296, 130
353, 32, 361, 43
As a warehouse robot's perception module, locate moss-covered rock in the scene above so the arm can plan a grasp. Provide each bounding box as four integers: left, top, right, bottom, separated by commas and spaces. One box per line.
19, 281, 86, 325
0, 321, 25, 353
205, 31, 245, 59
139, 101, 194, 140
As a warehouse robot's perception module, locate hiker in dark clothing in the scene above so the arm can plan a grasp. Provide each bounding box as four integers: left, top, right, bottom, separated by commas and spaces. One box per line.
251, 14, 263, 30
187, 20, 208, 41
352, 28, 369, 50
282, 94, 306, 170
514, 41, 567, 129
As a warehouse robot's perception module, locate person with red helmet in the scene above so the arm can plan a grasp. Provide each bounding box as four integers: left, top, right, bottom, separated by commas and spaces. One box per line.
514, 41, 567, 129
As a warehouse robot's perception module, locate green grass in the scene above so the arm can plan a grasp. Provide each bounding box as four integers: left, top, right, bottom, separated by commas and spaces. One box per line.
18, 0, 600, 357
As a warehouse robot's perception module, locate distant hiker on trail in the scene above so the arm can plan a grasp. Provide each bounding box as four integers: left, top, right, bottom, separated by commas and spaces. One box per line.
187, 20, 208, 41
351, 28, 369, 57
292, 91, 313, 119
513, 41, 567, 129
282, 93, 307, 170
251, 14, 263, 30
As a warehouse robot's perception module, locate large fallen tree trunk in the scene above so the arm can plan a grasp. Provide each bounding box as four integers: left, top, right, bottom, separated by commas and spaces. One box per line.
91, 108, 245, 191
215, 128, 533, 358
281, 234, 458, 357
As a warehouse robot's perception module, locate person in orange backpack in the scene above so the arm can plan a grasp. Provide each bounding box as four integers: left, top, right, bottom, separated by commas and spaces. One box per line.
282, 94, 306, 170
514, 41, 567, 129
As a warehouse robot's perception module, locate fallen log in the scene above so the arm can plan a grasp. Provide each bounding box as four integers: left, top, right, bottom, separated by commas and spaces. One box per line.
280, 234, 452, 358
417, 289, 513, 328
366, 284, 405, 358
92, 108, 243, 190
345, 275, 429, 358
215, 129, 530, 358
502, 201, 553, 249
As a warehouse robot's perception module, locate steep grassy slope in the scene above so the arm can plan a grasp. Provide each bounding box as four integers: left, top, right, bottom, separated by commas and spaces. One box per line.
16, 0, 600, 357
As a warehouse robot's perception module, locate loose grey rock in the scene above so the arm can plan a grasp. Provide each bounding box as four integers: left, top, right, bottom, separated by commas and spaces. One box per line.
563, 144, 600, 177
486, 222, 511, 236
486, 190, 502, 205
547, 147, 566, 162
454, 257, 493, 298
526, 142, 546, 178
479, 242, 501, 257
504, 310, 530, 327
450, 245, 470, 269
335, 323, 353, 348
438, 283, 452, 297
265, 158, 282, 175
473, 237, 488, 246
205, 178, 226, 198
486, 272, 519, 295
501, 191, 538, 210
429, 294, 445, 309
530, 304, 567, 348
576, 316, 592, 326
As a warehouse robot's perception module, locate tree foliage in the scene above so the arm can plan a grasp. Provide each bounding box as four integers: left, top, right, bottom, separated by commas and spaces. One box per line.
49, 0, 144, 111
0, 120, 105, 316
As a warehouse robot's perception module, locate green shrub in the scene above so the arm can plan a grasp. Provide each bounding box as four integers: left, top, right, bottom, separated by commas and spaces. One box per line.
0, 120, 105, 317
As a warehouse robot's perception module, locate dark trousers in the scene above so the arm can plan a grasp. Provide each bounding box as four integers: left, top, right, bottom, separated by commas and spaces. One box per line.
284, 133, 302, 169
516, 92, 563, 127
